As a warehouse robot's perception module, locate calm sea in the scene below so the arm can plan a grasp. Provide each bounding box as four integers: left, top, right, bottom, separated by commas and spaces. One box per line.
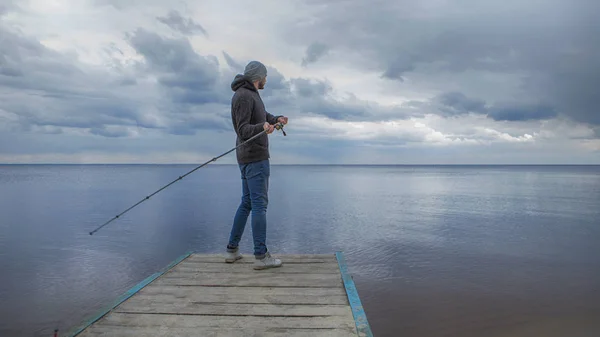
0, 164, 599, 337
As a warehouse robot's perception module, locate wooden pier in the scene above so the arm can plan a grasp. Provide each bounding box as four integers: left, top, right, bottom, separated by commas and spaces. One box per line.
66, 252, 372, 337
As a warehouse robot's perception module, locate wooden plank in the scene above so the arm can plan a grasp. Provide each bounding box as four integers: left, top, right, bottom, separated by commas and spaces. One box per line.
130, 291, 349, 305
79, 325, 358, 337
187, 254, 336, 264
161, 271, 342, 282
138, 285, 347, 297
336, 252, 373, 337
171, 262, 342, 274
114, 300, 353, 317
97, 312, 356, 330
154, 272, 343, 288
152, 278, 343, 288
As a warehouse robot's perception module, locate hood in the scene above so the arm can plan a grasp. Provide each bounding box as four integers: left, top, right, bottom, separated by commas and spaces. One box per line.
231, 74, 257, 92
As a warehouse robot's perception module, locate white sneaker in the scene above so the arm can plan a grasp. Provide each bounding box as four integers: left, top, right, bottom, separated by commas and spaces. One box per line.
253, 252, 282, 270
225, 250, 243, 263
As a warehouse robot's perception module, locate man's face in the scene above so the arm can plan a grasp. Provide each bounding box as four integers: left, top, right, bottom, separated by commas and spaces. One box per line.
258, 76, 267, 90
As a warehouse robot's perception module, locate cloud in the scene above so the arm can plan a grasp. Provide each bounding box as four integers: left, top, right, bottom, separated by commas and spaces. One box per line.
0, 0, 598, 165
283, 0, 600, 125
222, 51, 242, 70
156, 10, 208, 36
0, 23, 151, 133
89, 125, 135, 138
292, 78, 332, 98
487, 104, 557, 122
0, 4, 11, 16
126, 28, 218, 90
435, 92, 487, 116
285, 115, 542, 161
0, 0, 20, 16
434, 92, 557, 121
123, 28, 238, 135
0, 22, 236, 139
301, 42, 329, 67
287, 77, 417, 122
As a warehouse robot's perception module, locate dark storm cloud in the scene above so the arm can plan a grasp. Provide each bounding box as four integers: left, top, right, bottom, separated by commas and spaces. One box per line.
434, 92, 487, 115
301, 42, 329, 67
126, 28, 227, 106
263, 66, 289, 92
222, 51, 242, 70
289, 0, 600, 125
156, 10, 208, 36
434, 92, 557, 121
291, 78, 332, 98
487, 104, 557, 122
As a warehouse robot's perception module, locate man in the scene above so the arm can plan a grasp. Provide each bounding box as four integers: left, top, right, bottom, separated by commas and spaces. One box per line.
225, 60, 288, 270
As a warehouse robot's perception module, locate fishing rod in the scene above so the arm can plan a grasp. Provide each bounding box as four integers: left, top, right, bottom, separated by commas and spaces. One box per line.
89, 122, 286, 235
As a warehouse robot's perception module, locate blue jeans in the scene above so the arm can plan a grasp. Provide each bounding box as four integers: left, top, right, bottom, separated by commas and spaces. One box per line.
227, 159, 269, 258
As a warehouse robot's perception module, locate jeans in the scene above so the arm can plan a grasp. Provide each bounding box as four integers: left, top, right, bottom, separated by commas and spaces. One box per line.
227, 159, 270, 258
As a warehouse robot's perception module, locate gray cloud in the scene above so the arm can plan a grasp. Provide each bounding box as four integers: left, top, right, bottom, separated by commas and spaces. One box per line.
434, 92, 557, 122
263, 66, 289, 92
0, 5, 9, 16
301, 42, 329, 67
0, 23, 239, 138
222, 51, 242, 70
0, 0, 18, 16
89, 126, 133, 138
285, 0, 600, 126
435, 92, 487, 115
157, 10, 208, 36
292, 78, 332, 98
126, 28, 226, 106
287, 77, 415, 121
2, 0, 599, 164
289, 78, 367, 120
165, 110, 231, 135
0, 24, 150, 133
487, 104, 557, 122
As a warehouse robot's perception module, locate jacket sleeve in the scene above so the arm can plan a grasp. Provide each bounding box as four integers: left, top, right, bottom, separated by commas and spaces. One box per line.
233, 98, 264, 140
266, 111, 282, 125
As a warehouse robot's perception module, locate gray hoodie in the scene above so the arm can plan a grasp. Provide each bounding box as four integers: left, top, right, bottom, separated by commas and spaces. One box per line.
230, 74, 282, 164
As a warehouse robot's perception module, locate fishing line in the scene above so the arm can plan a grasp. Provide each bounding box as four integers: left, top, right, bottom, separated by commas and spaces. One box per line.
89, 123, 286, 235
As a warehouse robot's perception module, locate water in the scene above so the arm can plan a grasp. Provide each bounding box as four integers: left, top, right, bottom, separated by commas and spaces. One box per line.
1, 164, 599, 337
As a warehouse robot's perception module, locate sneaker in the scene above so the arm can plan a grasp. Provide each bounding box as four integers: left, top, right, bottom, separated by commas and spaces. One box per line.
253, 252, 282, 270
225, 250, 243, 263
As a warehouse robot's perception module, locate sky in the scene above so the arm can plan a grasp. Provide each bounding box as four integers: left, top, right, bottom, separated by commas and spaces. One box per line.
0, 0, 599, 164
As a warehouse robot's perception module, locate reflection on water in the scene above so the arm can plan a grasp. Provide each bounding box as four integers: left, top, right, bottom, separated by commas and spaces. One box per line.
1, 165, 599, 336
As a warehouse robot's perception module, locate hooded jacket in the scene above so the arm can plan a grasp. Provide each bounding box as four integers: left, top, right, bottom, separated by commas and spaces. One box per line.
230, 74, 281, 164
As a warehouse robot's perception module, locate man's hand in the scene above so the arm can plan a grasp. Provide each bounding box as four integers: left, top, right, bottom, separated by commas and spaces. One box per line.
263, 122, 275, 134
277, 116, 288, 125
